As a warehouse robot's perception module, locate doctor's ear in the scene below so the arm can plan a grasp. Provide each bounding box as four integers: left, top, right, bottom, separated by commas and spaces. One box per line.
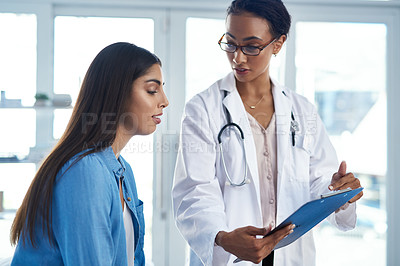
272, 35, 287, 55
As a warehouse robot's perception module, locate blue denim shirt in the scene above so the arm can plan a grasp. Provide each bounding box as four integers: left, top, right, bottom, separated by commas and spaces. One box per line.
12, 146, 145, 266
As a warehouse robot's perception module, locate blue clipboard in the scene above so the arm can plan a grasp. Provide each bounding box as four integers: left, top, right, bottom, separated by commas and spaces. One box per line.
233, 187, 363, 263
267, 187, 364, 250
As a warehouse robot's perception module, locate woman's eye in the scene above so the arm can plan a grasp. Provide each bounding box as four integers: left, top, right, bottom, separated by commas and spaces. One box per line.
147, 90, 157, 95
244, 46, 259, 52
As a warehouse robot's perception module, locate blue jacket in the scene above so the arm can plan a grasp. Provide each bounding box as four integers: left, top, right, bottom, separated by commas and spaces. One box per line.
12, 146, 145, 265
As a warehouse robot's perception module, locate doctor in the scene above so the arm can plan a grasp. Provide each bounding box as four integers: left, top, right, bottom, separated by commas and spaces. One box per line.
172, 0, 363, 265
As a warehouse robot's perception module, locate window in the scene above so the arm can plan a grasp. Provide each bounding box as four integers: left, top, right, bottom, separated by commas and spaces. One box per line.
185, 17, 230, 101
0, 13, 37, 106
0, 13, 37, 257
0, 13, 37, 158
295, 21, 387, 266
0, 163, 36, 258
54, 16, 154, 104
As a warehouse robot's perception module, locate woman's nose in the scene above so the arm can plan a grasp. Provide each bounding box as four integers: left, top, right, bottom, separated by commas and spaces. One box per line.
233, 48, 247, 65
160, 91, 169, 108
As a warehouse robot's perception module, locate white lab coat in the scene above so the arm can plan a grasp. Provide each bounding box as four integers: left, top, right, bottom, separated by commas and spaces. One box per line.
172, 72, 357, 266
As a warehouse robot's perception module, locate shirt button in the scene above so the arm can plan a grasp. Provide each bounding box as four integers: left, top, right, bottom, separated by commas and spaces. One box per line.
263, 151, 269, 157
127, 197, 131, 202
267, 175, 272, 180
269, 199, 274, 204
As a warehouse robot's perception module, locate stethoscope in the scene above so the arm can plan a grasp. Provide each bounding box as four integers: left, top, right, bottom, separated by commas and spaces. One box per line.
218, 90, 299, 187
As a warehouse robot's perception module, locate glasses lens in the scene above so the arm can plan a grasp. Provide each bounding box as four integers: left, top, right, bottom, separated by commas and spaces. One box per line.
242, 46, 260, 56
220, 42, 236, 53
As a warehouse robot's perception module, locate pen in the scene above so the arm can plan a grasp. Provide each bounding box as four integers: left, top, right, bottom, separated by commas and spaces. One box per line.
290, 112, 298, 147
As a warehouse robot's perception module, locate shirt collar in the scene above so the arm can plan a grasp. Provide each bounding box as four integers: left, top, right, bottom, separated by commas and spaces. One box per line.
95, 146, 126, 178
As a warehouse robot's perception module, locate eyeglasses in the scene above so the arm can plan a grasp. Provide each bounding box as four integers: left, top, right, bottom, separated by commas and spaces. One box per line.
218, 33, 277, 56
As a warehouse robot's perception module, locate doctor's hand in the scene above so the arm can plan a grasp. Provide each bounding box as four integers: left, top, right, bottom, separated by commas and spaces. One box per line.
215, 224, 295, 264
330, 161, 363, 204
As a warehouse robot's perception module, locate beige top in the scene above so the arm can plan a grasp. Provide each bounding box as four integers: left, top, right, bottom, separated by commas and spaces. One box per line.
247, 112, 278, 229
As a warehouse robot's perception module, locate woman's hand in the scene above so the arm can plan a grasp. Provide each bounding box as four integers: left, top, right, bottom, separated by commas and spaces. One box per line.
215, 224, 294, 264
330, 161, 363, 203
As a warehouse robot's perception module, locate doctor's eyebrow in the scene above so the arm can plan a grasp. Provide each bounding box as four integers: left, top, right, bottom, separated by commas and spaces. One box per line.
225, 32, 263, 42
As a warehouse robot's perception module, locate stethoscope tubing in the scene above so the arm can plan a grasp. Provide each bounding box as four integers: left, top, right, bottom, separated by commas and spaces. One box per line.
219, 139, 249, 187
217, 122, 244, 144
219, 90, 297, 186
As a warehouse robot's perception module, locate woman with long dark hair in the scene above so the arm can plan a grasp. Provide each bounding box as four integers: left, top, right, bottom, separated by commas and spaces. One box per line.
11, 42, 169, 265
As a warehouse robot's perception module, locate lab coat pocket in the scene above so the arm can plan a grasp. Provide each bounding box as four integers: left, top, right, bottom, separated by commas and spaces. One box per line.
289, 134, 311, 183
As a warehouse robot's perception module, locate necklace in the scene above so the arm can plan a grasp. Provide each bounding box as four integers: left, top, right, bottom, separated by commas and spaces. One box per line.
244, 95, 265, 109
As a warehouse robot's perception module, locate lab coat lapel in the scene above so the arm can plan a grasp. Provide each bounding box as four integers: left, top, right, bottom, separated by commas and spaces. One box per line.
221, 82, 262, 214
272, 81, 292, 195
